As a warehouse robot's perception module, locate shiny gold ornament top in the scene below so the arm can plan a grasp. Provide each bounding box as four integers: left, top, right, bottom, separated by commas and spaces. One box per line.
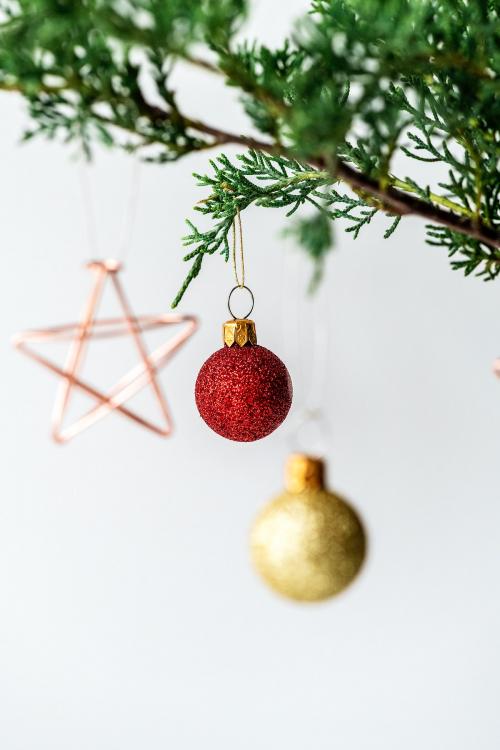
285, 453, 324, 492
223, 318, 257, 347
250, 453, 366, 602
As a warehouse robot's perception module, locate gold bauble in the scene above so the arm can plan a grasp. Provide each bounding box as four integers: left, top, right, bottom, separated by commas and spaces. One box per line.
250, 454, 366, 602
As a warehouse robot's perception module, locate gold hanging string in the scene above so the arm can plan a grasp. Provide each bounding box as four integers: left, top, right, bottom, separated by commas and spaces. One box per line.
232, 208, 245, 288
197, 190, 247, 290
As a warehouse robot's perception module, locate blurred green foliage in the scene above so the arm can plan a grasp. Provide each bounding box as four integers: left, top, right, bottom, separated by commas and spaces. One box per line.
0, 0, 499, 303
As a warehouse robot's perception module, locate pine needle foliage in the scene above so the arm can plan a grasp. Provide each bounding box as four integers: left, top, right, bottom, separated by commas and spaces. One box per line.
0, 0, 499, 304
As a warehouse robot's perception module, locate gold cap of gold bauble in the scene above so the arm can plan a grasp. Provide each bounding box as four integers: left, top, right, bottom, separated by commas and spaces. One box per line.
223, 318, 257, 347
250, 454, 366, 602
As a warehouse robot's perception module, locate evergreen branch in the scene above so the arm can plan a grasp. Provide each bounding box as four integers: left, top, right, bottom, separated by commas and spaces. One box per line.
173, 150, 500, 305
111, 90, 500, 250
1, 0, 499, 303
80, 92, 500, 250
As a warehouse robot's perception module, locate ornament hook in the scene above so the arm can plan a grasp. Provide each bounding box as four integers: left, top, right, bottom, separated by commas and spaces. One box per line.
227, 284, 254, 320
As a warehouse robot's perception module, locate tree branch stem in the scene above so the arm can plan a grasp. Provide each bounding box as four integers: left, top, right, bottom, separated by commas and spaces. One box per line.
2, 78, 499, 251
180, 116, 500, 249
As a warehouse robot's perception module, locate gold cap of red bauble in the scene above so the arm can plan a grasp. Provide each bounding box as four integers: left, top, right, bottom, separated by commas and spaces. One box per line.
223, 318, 257, 347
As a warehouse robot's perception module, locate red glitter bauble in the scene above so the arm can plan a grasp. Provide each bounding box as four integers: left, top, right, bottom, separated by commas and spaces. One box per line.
195, 345, 293, 442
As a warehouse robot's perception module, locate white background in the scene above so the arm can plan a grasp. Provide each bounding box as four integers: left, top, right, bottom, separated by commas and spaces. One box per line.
1, 2, 499, 748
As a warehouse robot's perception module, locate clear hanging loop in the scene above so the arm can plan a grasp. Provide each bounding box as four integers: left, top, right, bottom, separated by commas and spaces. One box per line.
285, 408, 331, 457
78, 159, 142, 263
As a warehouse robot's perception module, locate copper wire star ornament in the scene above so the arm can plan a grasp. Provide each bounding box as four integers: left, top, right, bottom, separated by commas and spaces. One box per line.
13, 259, 198, 443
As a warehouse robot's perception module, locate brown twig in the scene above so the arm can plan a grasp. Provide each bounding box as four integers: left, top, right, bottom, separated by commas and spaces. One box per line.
2, 79, 499, 250
177, 115, 500, 249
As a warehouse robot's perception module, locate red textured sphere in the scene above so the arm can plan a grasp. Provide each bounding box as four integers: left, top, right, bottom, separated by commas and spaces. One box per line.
195, 345, 293, 442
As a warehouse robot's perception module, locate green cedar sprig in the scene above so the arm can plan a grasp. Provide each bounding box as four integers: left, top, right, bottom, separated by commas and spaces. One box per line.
0, 0, 499, 305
